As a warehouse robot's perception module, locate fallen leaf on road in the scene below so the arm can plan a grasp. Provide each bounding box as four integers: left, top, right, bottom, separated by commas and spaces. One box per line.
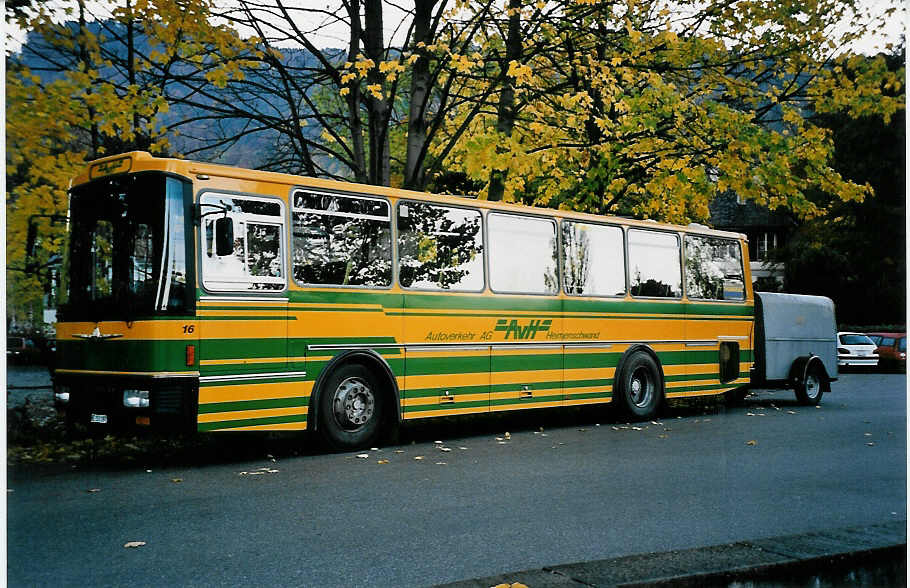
394, 450, 404, 454
746, 440, 757, 446
658, 434, 668, 439
170, 478, 183, 484
377, 459, 389, 464
123, 541, 146, 548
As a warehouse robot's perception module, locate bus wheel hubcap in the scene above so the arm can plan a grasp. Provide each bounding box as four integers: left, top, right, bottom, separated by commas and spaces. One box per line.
333, 377, 375, 429
630, 368, 652, 408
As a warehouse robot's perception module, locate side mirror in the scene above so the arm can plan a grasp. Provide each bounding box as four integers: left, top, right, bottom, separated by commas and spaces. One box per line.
215, 216, 234, 256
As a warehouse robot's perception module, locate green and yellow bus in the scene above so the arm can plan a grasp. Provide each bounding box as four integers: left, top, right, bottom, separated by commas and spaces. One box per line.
53, 151, 756, 449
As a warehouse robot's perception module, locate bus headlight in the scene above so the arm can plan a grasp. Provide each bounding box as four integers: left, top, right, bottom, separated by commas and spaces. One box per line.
123, 390, 150, 408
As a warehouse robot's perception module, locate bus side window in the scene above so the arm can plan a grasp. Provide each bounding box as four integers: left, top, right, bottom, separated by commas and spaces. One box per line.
291, 191, 392, 288
200, 194, 286, 292
684, 235, 745, 301
488, 212, 558, 295
562, 221, 625, 297
398, 201, 484, 291
628, 229, 682, 298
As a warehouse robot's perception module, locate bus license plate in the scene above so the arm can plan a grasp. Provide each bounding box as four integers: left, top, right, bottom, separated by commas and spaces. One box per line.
90, 413, 108, 424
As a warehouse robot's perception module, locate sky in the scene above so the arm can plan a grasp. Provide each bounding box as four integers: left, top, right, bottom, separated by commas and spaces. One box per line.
4, 0, 907, 56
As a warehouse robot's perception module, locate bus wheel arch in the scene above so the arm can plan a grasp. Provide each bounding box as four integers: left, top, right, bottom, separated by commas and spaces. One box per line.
310, 350, 401, 450
791, 355, 829, 406
613, 345, 665, 420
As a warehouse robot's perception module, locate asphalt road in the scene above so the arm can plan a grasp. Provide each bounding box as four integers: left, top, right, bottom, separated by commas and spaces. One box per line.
7, 372, 906, 587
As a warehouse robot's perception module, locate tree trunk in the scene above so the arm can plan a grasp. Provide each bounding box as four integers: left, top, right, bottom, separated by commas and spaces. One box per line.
346, 0, 369, 183
403, 0, 436, 190
364, 0, 391, 186
486, 0, 521, 201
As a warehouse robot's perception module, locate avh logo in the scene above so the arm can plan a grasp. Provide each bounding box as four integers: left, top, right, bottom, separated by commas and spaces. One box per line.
494, 318, 552, 340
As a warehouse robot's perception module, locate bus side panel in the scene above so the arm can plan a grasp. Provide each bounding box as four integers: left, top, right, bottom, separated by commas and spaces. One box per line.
677, 301, 754, 399
288, 289, 405, 425
196, 298, 304, 431
400, 292, 491, 419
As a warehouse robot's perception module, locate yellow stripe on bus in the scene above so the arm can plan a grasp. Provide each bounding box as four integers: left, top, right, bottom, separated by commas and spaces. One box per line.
199, 381, 313, 404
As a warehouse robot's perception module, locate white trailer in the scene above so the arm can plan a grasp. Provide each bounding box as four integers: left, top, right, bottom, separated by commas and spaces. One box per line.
751, 292, 838, 405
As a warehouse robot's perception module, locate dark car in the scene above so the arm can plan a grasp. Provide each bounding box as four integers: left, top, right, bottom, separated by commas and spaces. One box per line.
866, 332, 906, 371
7, 336, 42, 364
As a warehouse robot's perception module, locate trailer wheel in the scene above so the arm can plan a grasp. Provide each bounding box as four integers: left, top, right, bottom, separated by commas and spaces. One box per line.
795, 362, 824, 406
318, 363, 384, 450
614, 351, 662, 419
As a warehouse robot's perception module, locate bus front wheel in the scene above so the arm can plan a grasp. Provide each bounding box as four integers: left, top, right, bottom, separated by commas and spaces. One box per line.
614, 351, 663, 420
317, 363, 384, 450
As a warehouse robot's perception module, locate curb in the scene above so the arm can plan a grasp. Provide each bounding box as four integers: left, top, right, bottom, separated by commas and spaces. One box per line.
435, 521, 906, 587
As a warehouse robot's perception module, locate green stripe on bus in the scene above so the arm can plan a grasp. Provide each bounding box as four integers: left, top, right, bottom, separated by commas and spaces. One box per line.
56, 340, 192, 372
491, 394, 564, 406
198, 396, 309, 414
285, 290, 752, 317
200, 338, 287, 358
199, 375, 312, 385
403, 399, 491, 413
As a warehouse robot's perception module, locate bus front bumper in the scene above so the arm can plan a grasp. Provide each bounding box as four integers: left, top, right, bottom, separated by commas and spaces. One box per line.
53, 373, 198, 431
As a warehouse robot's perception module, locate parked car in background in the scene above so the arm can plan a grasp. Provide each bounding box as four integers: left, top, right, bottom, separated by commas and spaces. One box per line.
836, 332, 879, 368
7, 336, 42, 364
866, 332, 906, 371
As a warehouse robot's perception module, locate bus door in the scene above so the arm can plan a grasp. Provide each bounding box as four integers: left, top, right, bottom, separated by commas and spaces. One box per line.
196, 192, 293, 431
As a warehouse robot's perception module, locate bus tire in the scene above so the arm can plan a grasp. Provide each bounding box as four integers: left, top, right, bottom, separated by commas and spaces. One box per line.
614, 350, 663, 419
317, 363, 384, 451
795, 362, 824, 406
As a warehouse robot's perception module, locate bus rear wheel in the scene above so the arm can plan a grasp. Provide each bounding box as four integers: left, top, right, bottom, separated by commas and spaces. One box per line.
318, 363, 384, 451
614, 351, 663, 420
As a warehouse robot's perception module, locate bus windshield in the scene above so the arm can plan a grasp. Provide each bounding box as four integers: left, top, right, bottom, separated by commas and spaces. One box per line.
61, 173, 191, 320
